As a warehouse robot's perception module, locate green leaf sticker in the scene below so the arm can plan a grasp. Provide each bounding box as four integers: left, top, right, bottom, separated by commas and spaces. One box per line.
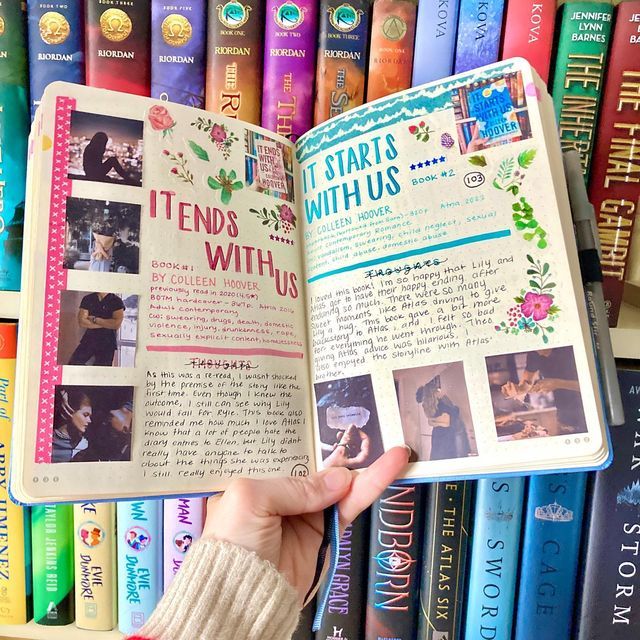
468, 155, 487, 167
517, 149, 537, 169
188, 140, 209, 162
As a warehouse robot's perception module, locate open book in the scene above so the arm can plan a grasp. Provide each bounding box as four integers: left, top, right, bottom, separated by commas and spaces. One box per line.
11, 58, 610, 504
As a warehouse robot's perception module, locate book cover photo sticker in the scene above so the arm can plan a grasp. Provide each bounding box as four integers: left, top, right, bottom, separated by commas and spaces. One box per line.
452, 72, 531, 154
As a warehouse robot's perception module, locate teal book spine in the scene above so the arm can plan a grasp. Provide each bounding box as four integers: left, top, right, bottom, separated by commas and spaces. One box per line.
0, 0, 29, 291
514, 472, 588, 640
550, 1, 614, 180
117, 499, 163, 635
464, 477, 525, 640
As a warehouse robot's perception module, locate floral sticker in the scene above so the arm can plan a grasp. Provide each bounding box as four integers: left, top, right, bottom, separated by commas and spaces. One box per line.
495, 255, 560, 343
162, 149, 194, 185
250, 203, 297, 234
148, 105, 175, 138
408, 121, 433, 142
207, 168, 243, 205
492, 149, 548, 249
191, 117, 239, 160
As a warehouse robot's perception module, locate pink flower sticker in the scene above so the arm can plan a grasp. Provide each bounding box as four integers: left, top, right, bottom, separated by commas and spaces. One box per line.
521, 292, 553, 321
211, 124, 227, 143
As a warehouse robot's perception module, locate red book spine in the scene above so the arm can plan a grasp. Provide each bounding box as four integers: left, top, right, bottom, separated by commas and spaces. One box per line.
588, 1, 640, 327
500, 0, 556, 84
85, 0, 151, 96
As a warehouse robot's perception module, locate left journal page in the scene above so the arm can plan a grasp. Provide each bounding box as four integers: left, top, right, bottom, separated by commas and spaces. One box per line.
12, 82, 314, 504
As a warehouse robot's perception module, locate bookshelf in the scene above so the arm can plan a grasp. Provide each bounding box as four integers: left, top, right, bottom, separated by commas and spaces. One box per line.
0, 621, 122, 639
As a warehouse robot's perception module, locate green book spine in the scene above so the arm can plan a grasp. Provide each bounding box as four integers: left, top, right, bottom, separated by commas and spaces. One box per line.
550, 1, 613, 181
32, 505, 75, 625
0, 0, 29, 291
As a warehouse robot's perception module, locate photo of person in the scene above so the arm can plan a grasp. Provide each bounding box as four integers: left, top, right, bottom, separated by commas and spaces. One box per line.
57, 291, 138, 367
63, 197, 140, 273
68, 111, 144, 186
314, 374, 384, 470
485, 346, 587, 441
393, 362, 478, 462
52, 385, 133, 463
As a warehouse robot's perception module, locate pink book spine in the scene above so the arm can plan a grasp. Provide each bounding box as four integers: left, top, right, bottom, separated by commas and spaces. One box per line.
162, 498, 206, 591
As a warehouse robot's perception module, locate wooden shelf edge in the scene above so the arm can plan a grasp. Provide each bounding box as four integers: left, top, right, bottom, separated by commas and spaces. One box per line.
0, 291, 20, 320
0, 620, 122, 639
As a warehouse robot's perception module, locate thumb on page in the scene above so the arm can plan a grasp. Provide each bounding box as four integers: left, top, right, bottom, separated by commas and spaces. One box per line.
250, 467, 353, 517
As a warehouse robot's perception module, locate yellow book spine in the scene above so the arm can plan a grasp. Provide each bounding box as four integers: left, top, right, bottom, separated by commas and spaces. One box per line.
73, 502, 117, 630
0, 323, 27, 624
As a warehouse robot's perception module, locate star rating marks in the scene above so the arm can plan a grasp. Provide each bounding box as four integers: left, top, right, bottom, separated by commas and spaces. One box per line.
410, 155, 448, 171
269, 233, 294, 246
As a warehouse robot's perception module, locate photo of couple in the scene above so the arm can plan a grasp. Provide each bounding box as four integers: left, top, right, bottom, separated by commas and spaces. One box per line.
51, 385, 134, 464
394, 361, 478, 462
486, 346, 587, 441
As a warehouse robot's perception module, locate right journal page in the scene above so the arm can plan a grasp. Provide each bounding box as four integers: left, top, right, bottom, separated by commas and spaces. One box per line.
297, 58, 609, 480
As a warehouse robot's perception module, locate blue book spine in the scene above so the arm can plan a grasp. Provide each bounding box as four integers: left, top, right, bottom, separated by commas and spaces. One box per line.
412, 0, 460, 85
26, 1, 84, 119
453, 0, 505, 74
464, 477, 525, 640
151, 0, 207, 108
514, 473, 588, 640
116, 500, 163, 635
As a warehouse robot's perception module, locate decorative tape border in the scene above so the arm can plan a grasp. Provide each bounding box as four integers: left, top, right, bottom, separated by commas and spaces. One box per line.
35, 96, 75, 463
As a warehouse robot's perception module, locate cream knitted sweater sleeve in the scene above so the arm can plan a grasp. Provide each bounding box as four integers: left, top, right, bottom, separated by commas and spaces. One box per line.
133, 539, 301, 640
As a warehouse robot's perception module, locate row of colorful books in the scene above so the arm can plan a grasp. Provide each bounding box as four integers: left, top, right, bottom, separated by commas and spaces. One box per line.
299, 367, 640, 640
0, 0, 638, 328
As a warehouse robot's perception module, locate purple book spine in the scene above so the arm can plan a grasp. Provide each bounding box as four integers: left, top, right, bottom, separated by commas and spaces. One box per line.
261, 0, 319, 141
151, 0, 207, 108
162, 498, 205, 591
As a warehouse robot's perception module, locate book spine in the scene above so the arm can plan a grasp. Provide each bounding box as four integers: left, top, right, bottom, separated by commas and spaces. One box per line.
587, 0, 640, 327
27, 0, 85, 119
463, 478, 525, 640
514, 472, 588, 640
163, 497, 205, 591
85, 0, 151, 95
574, 367, 640, 637
454, 0, 505, 74
500, 0, 556, 83
411, 0, 460, 85
73, 502, 117, 631
316, 511, 370, 640
205, 0, 264, 124
117, 500, 163, 634
0, 324, 28, 625
417, 481, 473, 640
151, 0, 206, 108
261, 0, 319, 140
366, 0, 418, 102
365, 484, 424, 640
550, 1, 614, 181
31, 505, 75, 625
313, 0, 372, 125
0, 1, 28, 292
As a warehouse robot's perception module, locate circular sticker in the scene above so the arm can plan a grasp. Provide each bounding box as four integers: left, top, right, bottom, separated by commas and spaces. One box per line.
328, 4, 362, 33
217, 1, 252, 29
173, 531, 194, 554
39, 11, 70, 45
99, 8, 133, 43
78, 521, 106, 548
161, 14, 192, 47
125, 526, 151, 552
275, 2, 304, 30
382, 15, 407, 41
